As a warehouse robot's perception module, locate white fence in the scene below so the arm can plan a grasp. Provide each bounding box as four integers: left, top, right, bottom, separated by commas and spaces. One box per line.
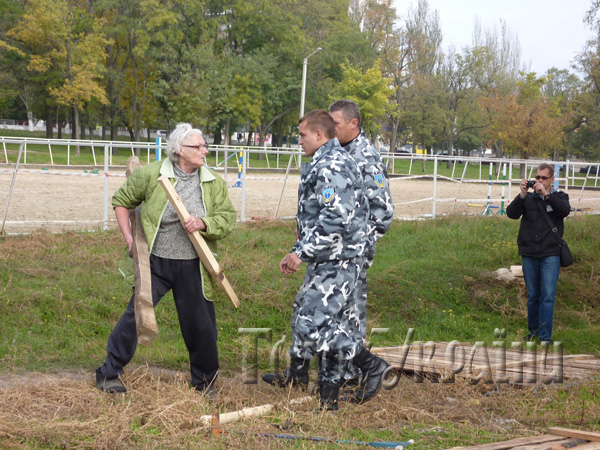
1, 136, 599, 234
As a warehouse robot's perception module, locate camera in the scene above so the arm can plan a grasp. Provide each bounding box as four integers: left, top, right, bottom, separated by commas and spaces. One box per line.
526, 180, 536, 189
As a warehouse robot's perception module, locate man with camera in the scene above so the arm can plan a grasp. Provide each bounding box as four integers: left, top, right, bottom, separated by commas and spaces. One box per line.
506, 163, 571, 343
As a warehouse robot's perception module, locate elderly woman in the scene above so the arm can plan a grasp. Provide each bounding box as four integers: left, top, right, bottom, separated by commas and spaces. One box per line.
96, 123, 236, 397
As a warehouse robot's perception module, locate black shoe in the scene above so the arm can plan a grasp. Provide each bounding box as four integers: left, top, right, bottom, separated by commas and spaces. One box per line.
319, 382, 340, 411
350, 346, 390, 404
196, 384, 217, 400
96, 371, 127, 394
262, 357, 310, 388
339, 374, 361, 399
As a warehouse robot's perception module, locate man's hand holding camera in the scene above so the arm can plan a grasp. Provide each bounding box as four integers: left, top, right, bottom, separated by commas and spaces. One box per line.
520, 178, 549, 199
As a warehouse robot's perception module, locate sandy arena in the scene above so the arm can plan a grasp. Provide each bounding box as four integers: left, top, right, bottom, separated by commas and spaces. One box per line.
1, 167, 599, 234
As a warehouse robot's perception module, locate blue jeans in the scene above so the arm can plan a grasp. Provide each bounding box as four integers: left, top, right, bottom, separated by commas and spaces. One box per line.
521, 255, 560, 341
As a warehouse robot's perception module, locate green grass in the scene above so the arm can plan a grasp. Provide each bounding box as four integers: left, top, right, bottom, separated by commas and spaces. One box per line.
1, 215, 599, 375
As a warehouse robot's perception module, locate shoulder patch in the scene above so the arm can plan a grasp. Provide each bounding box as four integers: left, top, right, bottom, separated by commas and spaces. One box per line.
322, 185, 336, 203
374, 172, 385, 188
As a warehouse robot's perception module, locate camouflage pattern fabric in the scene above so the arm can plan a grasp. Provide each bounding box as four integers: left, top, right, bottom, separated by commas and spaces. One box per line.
290, 258, 364, 383
288, 138, 369, 384
340, 130, 394, 381
343, 129, 394, 251
292, 138, 368, 262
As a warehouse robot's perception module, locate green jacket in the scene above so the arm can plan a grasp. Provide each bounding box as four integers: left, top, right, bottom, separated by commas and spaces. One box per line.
113, 158, 236, 301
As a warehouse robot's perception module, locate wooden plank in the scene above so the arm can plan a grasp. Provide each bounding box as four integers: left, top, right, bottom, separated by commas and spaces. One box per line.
158, 176, 240, 308
564, 443, 600, 449
131, 207, 158, 345
444, 434, 564, 450
512, 437, 588, 449
547, 428, 600, 443
126, 156, 158, 345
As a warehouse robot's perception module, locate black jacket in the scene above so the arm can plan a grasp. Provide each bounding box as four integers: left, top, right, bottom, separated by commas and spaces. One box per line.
506, 190, 571, 258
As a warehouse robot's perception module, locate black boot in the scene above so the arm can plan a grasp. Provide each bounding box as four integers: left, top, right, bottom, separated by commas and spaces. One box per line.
262, 357, 310, 388
319, 381, 340, 411
351, 346, 390, 404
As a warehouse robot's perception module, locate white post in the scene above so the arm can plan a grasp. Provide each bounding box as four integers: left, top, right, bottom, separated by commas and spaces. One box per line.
241, 150, 247, 222
300, 47, 322, 118
432, 155, 438, 217
1, 143, 25, 235
508, 161, 513, 201
275, 150, 296, 218
264, 140, 270, 169
453, 160, 469, 210
104, 144, 109, 230
48, 142, 54, 165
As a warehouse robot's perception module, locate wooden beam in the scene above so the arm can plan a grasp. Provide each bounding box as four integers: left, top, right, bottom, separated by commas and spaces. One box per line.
158, 176, 240, 308
199, 396, 311, 427
126, 156, 158, 345
547, 428, 600, 442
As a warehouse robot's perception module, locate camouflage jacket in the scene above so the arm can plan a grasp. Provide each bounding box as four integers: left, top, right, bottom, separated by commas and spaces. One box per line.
293, 138, 368, 262
342, 130, 394, 244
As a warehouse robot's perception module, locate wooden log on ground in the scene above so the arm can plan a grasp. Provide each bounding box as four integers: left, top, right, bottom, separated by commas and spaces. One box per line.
199, 396, 312, 426
547, 428, 600, 443
158, 176, 240, 308
127, 156, 158, 345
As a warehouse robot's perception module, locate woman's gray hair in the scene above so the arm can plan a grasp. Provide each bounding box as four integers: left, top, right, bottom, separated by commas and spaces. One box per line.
166, 123, 203, 164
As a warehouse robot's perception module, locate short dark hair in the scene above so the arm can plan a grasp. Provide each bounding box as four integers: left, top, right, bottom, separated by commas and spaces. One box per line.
299, 110, 336, 139
537, 163, 554, 178
328, 99, 361, 126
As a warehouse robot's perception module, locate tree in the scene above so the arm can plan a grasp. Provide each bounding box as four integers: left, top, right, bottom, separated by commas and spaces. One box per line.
398, 0, 445, 170
573, 1, 600, 161
8, 0, 108, 150
480, 73, 568, 176
332, 61, 392, 139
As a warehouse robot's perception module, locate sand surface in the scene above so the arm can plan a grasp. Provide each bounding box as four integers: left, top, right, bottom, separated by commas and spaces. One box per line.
1, 167, 599, 234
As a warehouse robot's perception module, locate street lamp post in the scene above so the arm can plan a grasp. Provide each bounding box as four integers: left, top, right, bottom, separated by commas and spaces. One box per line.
299, 47, 322, 119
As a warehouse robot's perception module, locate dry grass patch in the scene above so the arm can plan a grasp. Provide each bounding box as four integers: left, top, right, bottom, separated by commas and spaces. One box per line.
1, 367, 600, 449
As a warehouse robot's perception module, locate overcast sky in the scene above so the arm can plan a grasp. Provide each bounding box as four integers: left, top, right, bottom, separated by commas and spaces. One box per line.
393, 0, 595, 75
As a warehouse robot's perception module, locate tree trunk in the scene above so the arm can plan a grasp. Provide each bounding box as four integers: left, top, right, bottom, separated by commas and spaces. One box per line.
246, 127, 253, 147
494, 140, 505, 175
224, 118, 231, 147
101, 105, 107, 141
71, 108, 76, 140
519, 149, 527, 178
45, 106, 53, 139
27, 111, 34, 132
387, 116, 400, 173
74, 107, 81, 156
213, 128, 223, 146
446, 131, 454, 170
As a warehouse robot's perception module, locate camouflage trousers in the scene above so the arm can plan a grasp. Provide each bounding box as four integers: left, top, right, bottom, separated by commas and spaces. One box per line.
289, 257, 364, 383
341, 254, 373, 380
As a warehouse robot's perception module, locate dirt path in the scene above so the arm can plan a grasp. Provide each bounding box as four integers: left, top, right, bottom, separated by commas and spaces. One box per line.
1, 168, 599, 233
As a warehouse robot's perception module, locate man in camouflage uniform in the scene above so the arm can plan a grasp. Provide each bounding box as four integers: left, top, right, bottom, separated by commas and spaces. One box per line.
328, 99, 395, 389
265, 110, 390, 410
